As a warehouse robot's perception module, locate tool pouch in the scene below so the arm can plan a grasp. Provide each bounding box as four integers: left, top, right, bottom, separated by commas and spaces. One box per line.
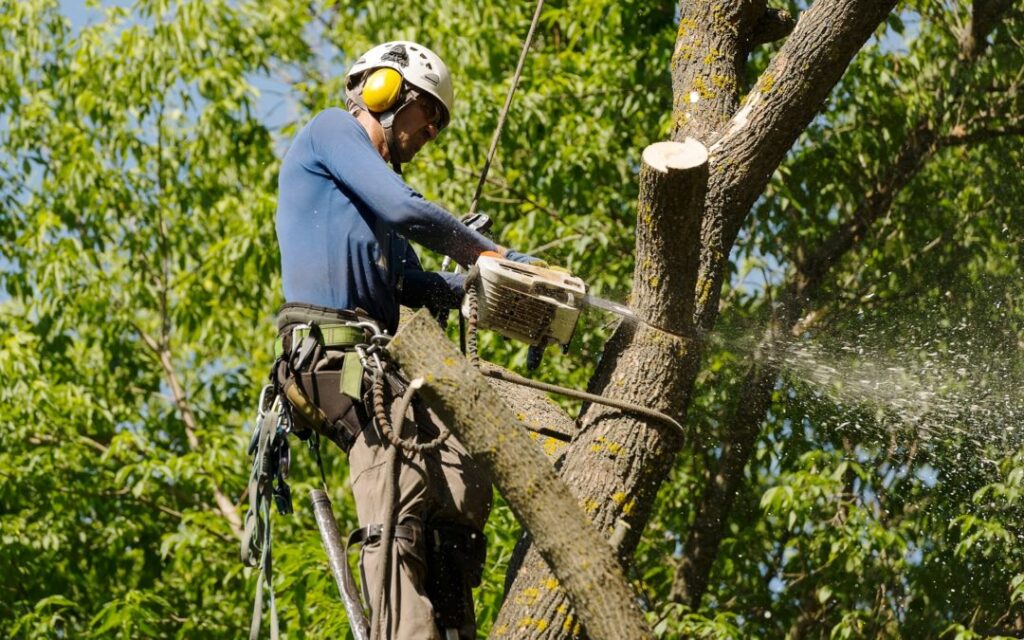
275, 330, 368, 454
278, 359, 369, 454
424, 524, 487, 630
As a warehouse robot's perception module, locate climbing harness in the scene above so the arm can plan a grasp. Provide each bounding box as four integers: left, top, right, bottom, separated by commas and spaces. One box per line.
244, 305, 482, 640
243, 310, 381, 640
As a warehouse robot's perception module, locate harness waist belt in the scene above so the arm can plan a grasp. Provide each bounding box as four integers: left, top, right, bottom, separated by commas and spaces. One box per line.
274, 323, 366, 358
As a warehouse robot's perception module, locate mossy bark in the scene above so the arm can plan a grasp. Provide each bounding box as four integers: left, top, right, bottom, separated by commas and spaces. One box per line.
388, 310, 652, 640
495, 141, 709, 639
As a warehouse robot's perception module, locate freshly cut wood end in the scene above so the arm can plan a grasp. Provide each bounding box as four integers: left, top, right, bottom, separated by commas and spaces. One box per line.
642, 139, 708, 173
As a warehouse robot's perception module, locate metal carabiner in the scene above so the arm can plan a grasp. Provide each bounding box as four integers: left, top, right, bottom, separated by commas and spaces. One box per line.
248, 384, 276, 455
349, 320, 382, 338
274, 395, 291, 436
256, 384, 275, 419
289, 323, 312, 353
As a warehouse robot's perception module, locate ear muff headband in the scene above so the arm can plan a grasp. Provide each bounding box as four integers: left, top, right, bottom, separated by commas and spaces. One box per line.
363, 68, 404, 113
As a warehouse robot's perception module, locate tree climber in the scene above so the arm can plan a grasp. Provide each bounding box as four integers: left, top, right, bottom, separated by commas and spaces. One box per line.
272, 41, 538, 639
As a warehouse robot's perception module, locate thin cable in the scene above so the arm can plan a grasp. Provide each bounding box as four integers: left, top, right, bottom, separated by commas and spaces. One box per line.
468, 0, 546, 215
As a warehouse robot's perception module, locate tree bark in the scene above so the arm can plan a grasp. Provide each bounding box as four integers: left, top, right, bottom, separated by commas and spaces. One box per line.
387, 310, 652, 640
694, 0, 899, 333
671, 0, 766, 143
497, 0, 898, 636
496, 140, 708, 638
486, 374, 577, 460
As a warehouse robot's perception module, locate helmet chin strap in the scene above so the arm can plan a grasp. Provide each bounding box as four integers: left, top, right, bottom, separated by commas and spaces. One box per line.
378, 111, 403, 175
350, 84, 413, 175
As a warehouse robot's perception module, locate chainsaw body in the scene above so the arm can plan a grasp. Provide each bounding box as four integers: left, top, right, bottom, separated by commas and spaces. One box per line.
461, 255, 586, 348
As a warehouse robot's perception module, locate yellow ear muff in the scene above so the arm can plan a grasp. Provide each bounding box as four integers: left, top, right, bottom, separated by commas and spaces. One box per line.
362, 68, 404, 112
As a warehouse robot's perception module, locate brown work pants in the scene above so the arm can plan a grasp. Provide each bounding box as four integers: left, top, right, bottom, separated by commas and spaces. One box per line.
349, 393, 492, 640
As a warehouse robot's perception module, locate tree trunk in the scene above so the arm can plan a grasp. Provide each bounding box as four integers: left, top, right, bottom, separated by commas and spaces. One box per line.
495, 141, 708, 638
497, 0, 898, 636
388, 310, 652, 640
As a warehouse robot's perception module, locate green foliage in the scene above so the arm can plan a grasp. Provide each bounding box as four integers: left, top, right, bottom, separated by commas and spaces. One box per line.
2, 0, 1024, 639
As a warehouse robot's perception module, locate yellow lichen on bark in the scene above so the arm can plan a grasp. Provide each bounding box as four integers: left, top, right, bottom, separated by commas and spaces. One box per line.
702, 47, 723, 65
516, 617, 550, 632
677, 16, 698, 37
543, 437, 565, 457
692, 76, 715, 100
515, 587, 541, 605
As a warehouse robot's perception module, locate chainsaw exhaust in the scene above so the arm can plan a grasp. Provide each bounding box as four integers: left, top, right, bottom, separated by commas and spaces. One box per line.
310, 489, 370, 640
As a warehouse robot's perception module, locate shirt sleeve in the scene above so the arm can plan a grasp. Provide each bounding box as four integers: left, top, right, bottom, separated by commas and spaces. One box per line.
309, 108, 497, 266
399, 243, 465, 312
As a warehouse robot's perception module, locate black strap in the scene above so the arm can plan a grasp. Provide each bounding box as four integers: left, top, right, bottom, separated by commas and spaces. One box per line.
348, 523, 419, 548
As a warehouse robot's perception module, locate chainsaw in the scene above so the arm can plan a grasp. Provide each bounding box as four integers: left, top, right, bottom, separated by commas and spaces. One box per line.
456, 252, 681, 436
461, 253, 635, 355
441, 214, 635, 356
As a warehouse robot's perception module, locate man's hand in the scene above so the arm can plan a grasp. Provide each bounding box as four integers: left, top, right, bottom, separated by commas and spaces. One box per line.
502, 249, 548, 268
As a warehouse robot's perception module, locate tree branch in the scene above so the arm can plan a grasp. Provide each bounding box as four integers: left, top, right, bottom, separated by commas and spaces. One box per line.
939, 124, 1024, 146
131, 320, 244, 540
749, 8, 797, 47
962, 0, 1016, 59
633, 140, 709, 333
486, 373, 577, 454
671, 0, 766, 144
388, 310, 652, 640
696, 0, 899, 332
791, 120, 938, 307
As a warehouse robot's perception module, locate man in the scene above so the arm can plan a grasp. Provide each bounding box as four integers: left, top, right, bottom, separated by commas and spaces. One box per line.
274, 41, 535, 639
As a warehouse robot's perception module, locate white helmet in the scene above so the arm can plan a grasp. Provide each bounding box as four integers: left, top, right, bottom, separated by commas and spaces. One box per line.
346, 41, 454, 130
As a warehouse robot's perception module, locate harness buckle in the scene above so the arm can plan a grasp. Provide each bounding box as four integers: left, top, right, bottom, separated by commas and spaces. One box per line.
289, 322, 312, 354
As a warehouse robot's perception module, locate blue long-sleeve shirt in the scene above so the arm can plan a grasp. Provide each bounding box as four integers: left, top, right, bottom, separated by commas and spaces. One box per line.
276, 108, 497, 332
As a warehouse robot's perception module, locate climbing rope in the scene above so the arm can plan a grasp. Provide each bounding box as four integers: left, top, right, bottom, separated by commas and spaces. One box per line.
467, 0, 547, 215
374, 375, 452, 453
356, 325, 452, 640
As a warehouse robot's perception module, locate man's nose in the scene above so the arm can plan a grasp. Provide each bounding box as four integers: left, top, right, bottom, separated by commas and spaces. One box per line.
424, 124, 439, 141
